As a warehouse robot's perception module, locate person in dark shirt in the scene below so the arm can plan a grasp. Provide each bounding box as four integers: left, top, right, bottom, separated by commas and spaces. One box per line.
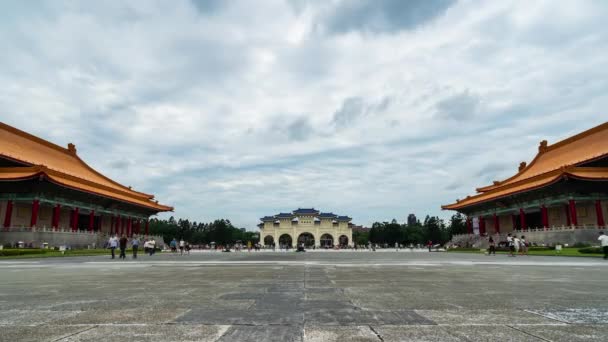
119, 235, 128, 259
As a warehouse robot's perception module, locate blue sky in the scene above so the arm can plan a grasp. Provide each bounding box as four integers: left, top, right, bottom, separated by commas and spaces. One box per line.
1, 0, 607, 229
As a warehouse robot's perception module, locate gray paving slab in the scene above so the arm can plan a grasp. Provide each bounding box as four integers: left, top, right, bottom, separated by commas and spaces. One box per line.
415, 309, 560, 325
56, 324, 230, 342
303, 325, 380, 342
52, 308, 188, 325
527, 308, 608, 324
0, 325, 94, 342
373, 325, 462, 342
217, 325, 302, 342
516, 324, 608, 342
0, 310, 81, 326
445, 325, 544, 341
176, 308, 305, 325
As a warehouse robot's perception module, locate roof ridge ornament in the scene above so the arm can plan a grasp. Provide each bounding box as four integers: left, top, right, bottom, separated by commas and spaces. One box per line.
519, 161, 527, 171
67, 143, 77, 154
538, 140, 548, 153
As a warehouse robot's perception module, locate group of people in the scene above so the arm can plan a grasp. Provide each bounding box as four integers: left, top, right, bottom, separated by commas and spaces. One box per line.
487, 233, 529, 256
108, 235, 157, 259
169, 238, 191, 255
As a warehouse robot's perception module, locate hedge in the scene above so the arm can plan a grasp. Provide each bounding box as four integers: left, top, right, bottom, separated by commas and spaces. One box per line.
0, 249, 48, 256
578, 247, 603, 254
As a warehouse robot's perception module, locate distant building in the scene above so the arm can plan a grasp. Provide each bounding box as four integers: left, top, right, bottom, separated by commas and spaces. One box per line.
259, 208, 353, 248
350, 225, 370, 232
407, 214, 418, 226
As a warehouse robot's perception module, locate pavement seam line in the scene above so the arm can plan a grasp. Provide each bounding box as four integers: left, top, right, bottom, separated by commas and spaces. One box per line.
51, 324, 97, 342
368, 325, 384, 342
506, 324, 553, 342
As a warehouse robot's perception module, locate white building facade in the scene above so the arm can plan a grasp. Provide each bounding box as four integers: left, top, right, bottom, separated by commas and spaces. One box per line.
259, 208, 353, 248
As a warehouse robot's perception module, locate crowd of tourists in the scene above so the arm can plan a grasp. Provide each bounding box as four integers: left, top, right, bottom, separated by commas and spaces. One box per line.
107, 235, 158, 259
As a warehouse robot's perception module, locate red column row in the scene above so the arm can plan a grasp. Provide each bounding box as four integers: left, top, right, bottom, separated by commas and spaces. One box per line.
3, 199, 153, 235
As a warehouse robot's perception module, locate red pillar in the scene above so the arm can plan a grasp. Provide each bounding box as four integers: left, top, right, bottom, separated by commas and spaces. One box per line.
596, 200, 605, 227
119, 216, 124, 236
72, 208, 79, 231
52, 204, 61, 230
541, 205, 549, 229
88, 210, 95, 232
493, 213, 500, 234
145, 219, 149, 237
135, 220, 140, 235
30, 199, 40, 228
478, 216, 485, 235
3, 200, 13, 228
564, 204, 571, 226
127, 217, 132, 237
519, 208, 526, 231
569, 200, 578, 227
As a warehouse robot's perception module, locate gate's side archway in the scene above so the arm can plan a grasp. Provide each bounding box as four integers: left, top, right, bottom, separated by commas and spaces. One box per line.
338, 235, 348, 247
264, 235, 275, 247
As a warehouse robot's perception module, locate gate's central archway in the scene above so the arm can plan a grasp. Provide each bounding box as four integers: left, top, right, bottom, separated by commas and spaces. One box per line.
297, 232, 315, 248
320, 233, 334, 248
278, 234, 292, 248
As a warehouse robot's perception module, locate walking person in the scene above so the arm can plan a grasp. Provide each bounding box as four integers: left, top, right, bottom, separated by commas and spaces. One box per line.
427, 240, 433, 252
507, 233, 515, 257
488, 236, 496, 255
119, 234, 128, 259
170, 238, 177, 253
599, 231, 608, 260
179, 239, 185, 255
150, 238, 156, 256
109, 235, 118, 259
519, 235, 528, 256
131, 235, 140, 259
513, 235, 521, 255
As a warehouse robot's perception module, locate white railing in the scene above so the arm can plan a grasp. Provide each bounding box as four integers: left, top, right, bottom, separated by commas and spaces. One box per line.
452, 225, 605, 240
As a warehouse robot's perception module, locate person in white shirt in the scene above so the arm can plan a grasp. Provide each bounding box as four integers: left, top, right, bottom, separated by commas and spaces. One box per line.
513, 236, 521, 254
598, 232, 608, 260
506, 233, 516, 257
109, 235, 118, 259
519, 236, 528, 256
179, 239, 185, 255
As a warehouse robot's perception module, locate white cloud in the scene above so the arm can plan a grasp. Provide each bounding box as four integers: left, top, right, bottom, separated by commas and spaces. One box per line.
1, 0, 607, 229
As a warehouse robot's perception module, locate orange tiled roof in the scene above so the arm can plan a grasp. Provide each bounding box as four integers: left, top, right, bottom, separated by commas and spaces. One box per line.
0, 122, 172, 212
477, 121, 608, 192
442, 166, 608, 210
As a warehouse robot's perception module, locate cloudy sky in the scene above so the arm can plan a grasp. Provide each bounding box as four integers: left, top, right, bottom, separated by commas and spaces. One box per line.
1, 0, 607, 229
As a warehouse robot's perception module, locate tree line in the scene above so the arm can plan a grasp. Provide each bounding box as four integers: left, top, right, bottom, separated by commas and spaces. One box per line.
149, 217, 258, 245
353, 213, 467, 246
149, 213, 468, 246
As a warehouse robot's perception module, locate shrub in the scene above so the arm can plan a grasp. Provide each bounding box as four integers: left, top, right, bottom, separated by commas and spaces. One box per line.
573, 242, 592, 248
578, 247, 603, 254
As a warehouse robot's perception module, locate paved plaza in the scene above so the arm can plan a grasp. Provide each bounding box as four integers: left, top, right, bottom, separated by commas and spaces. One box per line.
0, 251, 607, 341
